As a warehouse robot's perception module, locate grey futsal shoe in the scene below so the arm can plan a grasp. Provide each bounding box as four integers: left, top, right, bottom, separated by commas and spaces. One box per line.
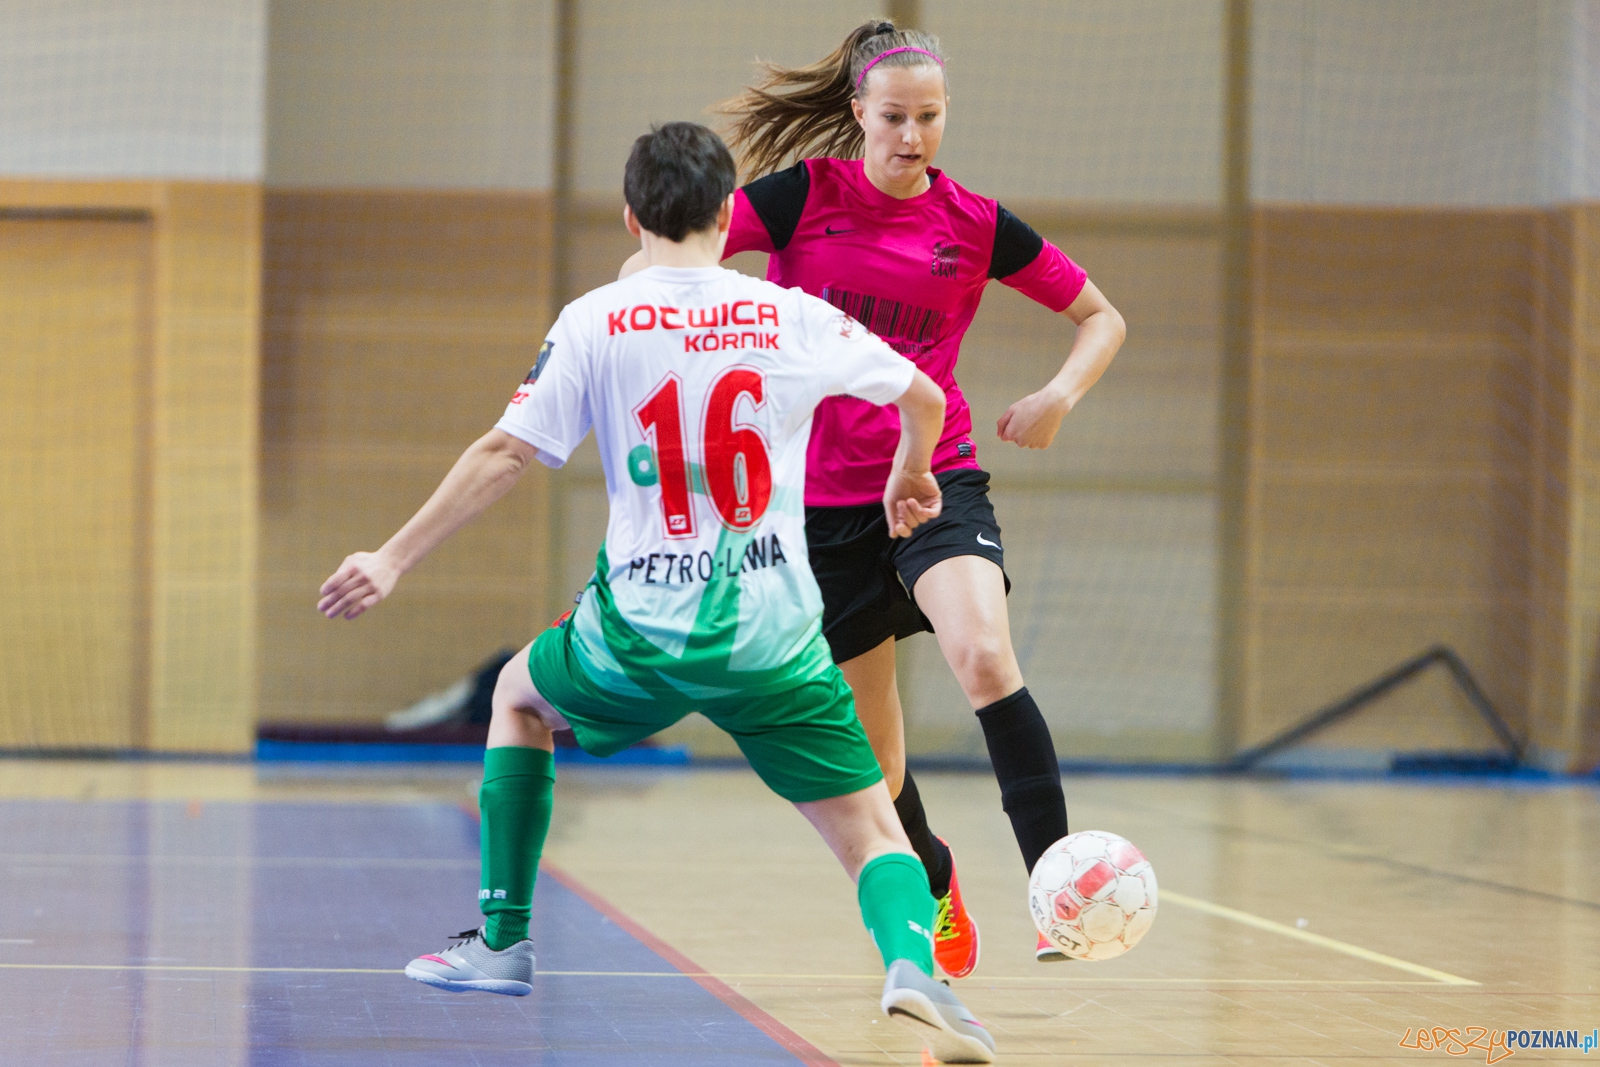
880, 958, 996, 1064
404, 928, 534, 996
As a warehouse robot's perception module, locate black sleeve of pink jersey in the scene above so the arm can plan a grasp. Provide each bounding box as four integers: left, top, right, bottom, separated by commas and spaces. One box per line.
988, 204, 1046, 280
741, 161, 811, 251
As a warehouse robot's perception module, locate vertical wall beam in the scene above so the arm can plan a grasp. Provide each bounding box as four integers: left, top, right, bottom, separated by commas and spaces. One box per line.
1580, 207, 1600, 772
1215, 0, 1253, 760
147, 183, 261, 753
1529, 207, 1577, 770
546, 0, 578, 621
1529, 204, 1600, 775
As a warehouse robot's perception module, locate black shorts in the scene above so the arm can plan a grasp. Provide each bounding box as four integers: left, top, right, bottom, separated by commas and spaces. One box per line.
805, 469, 1010, 664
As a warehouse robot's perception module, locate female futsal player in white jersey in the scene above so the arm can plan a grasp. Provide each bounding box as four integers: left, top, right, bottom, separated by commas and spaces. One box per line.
625, 21, 1125, 977
325, 123, 998, 1064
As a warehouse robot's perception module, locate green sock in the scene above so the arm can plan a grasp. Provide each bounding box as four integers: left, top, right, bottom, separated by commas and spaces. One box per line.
478, 745, 555, 951
857, 852, 936, 976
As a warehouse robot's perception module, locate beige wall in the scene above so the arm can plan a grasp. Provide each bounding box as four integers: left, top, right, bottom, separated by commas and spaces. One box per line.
0, 0, 266, 180
1254, 0, 1595, 205
1537, 0, 1600, 201
568, 0, 1227, 203
924, 0, 1225, 204
571, 0, 864, 193
265, 0, 557, 189
7, 0, 1589, 205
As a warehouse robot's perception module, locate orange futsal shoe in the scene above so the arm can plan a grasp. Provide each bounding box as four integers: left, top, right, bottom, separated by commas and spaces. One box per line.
932, 838, 980, 979
1036, 932, 1072, 962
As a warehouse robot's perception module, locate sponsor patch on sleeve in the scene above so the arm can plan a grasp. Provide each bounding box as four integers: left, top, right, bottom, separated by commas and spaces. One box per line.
524, 339, 555, 383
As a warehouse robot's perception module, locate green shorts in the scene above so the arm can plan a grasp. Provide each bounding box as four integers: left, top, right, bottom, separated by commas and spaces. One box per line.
527, 620, 883, 804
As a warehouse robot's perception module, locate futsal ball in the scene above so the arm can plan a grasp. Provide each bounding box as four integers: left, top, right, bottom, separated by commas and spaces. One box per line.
1028, 830, 1158, 961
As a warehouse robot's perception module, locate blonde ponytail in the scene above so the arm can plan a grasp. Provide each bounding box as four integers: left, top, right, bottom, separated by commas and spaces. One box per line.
719, 20, 946, 179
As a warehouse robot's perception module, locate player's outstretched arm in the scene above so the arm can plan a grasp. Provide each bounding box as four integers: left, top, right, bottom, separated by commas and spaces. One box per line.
317, 429, 539, 620
997, 278, 1126, 450
884, 369, 946, 539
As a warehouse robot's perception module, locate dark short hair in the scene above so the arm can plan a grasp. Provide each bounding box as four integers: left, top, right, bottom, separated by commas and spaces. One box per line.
624, 122, 738, 242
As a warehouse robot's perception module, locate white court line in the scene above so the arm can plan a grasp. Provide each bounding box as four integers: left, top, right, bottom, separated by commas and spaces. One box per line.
0, 962, 1447, 985
1161, 890, 1477, 985
0, 853, 475, 869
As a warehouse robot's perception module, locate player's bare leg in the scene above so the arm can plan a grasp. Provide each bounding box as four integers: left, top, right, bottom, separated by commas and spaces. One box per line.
485, 644, 561, 751
912, 556, 1024, 707
793, 778, 908, 876
915, 554, 1071, 961
839, 638, 906, 796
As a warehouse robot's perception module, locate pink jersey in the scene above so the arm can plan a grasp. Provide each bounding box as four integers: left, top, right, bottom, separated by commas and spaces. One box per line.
727, 157, 1087, 507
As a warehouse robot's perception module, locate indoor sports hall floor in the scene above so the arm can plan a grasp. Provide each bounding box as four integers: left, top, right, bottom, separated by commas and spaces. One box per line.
2, 760, 1595, 1066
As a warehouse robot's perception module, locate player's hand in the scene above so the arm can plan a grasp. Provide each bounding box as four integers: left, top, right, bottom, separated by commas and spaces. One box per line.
883, 468, 942, 538
318, 551, 401, 620
997, 388, 1070, 450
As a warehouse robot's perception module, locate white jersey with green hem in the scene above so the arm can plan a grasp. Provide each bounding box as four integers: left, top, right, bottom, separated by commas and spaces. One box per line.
495, 265, 915, 698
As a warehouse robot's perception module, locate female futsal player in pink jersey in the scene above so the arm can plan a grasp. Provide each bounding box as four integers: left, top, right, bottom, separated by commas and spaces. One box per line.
622, 21, 1125, 977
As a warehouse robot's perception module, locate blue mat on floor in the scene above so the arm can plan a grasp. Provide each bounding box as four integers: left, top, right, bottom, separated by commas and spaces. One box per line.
0, 797, 823, 1066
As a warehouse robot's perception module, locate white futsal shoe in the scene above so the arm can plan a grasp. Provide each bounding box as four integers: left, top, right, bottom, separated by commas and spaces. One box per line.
880, 958, 996, 1063
404, 928, 534, 996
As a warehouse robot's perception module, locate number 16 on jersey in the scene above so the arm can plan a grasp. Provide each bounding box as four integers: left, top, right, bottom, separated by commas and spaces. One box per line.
632, 367, 773, 539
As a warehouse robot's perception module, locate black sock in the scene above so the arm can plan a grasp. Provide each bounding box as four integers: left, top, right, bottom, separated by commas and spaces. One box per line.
976, 687, 1068, 874
892, 769, 953, 898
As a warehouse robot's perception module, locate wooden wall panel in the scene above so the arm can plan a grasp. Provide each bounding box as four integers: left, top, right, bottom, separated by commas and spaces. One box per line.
1256, 476, 1526, 594
1253, 603, 1526, 750
0, 218, 150, 749
0, 180, 260, 754
258, 190, 553, 724
1256, 212, 1536, 336
1245, 208, 1538, 752
1257, 338, 1513, 466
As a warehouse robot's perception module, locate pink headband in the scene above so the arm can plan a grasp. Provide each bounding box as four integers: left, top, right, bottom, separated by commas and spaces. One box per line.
855, 46, 943, 91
